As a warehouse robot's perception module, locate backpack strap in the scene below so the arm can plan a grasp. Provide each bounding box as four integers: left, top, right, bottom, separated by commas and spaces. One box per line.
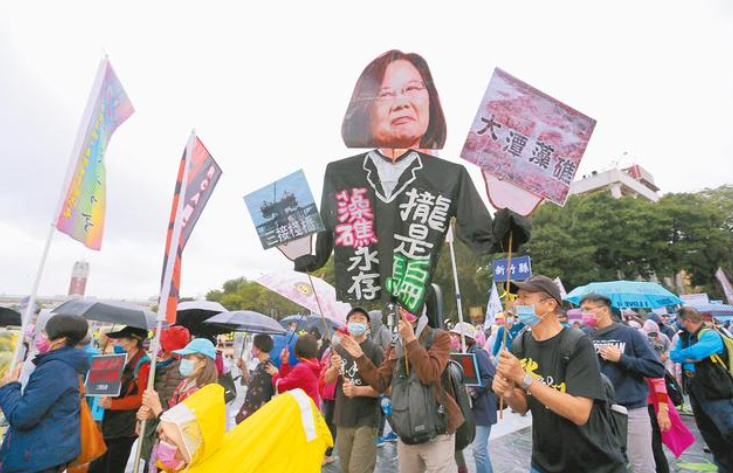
133, 353, 151, 378
558, 327, 586, 367
510, 326, 532, 359
698, 328, 730, 368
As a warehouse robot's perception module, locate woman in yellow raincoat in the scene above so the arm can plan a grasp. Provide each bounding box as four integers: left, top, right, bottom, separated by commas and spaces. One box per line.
155, 384, 332, 473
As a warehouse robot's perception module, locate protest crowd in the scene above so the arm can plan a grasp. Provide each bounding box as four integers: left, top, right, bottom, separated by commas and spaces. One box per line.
1, 48, 733, 473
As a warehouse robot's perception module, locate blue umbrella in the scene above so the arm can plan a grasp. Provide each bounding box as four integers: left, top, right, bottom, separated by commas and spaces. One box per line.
280, 314, 343, 334
203, 310, 286, 335
565, 281, 683, 309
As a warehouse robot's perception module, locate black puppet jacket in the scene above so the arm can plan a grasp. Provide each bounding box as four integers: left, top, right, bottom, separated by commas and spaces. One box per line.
295, 150, 530, 314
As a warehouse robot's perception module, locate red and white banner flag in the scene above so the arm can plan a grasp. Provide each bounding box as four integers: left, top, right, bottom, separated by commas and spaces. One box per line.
159, 134, 222, 323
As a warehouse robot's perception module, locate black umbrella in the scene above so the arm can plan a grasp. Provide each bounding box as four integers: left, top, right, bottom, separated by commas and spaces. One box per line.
279, 314, 343, 334
52, 298, 159, 330
0, 307, 21, 327
204, 311, 287, 335
176, 300, 227, 336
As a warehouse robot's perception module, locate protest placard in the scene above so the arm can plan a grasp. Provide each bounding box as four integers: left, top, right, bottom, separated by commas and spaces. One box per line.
493, 255, 532, 282
450, 353, 481, 387
85, 353, 127, 397
244, 170, 325, 250
461, 68, 596, 207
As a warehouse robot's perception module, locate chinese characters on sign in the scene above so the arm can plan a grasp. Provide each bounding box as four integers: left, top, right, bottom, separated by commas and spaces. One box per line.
334, 187, 380, 301
492, 255, 532, 282
385, 188, 452, 312
461, 68, 596, 206
55, 58, 134, 250
244, 170, 326, 250
335, 188, 378, 248
85, 354, 127, 397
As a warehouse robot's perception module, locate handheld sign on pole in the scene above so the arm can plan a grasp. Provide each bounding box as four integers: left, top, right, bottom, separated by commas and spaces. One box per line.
85, 354, 127, 397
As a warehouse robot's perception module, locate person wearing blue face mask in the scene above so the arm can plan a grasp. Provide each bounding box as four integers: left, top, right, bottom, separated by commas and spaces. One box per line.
322, 307, 384, 473
493, 275, 627, 473
138, 338, 218, 472
91, 325, 151, 473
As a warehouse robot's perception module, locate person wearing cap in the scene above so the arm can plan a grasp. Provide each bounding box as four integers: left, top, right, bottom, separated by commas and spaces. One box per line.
322, 307, 384, 473
581, 293, 665, 473
341, 306, 464, 473
449, 322, 497, 473
136, 326, 191, 467
0, 315, 91, 473
493, 275, 627, 473
140, 338, 218, 418
90, 326, 151, 473
138, 338, 218, 472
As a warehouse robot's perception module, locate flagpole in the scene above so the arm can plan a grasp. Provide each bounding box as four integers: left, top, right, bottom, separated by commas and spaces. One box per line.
132, 131, 194, 473
446, 222, 467, 353
10, 57, 109, 372
307, 274, 332, 340
499, 231, 514, 420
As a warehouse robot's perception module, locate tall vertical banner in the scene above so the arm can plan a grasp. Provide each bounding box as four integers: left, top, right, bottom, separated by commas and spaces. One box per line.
159, 135, 222, 323
55, 58, 134, 249
484, 281, 503, 330
716, 267, 733, 305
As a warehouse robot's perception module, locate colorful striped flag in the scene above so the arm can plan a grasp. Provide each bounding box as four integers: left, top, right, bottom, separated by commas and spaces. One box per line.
159, 135, 222, 323
55, 58, 134, 250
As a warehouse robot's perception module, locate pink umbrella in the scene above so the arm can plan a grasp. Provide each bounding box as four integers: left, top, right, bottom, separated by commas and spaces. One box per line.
255, 272, 351, 324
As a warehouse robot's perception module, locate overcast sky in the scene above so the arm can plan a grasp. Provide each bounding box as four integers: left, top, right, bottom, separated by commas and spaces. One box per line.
1, 0, 731, 301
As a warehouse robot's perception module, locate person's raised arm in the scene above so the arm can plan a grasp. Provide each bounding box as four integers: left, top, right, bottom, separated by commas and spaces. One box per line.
496, 349, 594, 426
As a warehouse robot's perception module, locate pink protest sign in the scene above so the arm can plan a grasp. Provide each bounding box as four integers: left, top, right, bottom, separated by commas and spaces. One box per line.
461, 68, 596, 207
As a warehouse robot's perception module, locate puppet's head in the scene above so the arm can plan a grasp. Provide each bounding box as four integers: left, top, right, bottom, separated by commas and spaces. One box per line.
342, 50, 446, 150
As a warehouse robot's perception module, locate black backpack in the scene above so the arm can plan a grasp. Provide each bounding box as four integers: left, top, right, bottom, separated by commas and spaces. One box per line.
513, 327, 628, 461
443, 358, 476, 451
388, 330, 448, 445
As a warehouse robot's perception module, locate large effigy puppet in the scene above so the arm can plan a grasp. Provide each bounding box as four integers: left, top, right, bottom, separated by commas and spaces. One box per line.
294, 50, 531, 324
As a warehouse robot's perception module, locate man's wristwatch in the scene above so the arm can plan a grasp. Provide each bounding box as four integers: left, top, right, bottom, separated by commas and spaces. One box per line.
519, 373, 534, 391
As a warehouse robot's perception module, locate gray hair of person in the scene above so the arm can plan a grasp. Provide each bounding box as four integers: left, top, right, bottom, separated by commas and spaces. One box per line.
678, 306, 703, 323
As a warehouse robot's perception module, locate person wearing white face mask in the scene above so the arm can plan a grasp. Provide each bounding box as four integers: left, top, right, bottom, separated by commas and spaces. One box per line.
492, 275, 627, 473
323, 307, 384, 473
138, 338, 218, 473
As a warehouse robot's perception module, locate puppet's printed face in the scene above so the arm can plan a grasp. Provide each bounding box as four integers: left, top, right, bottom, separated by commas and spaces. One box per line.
369, 60, 430, 149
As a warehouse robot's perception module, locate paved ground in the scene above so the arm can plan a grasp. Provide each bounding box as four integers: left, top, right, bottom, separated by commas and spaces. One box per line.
322, 408, 716, 473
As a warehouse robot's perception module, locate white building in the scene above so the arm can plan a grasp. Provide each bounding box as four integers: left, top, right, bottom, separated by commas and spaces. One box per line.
570, 164, 660, 202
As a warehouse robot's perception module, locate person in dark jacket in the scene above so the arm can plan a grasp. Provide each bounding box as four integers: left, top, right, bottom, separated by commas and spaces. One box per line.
89, 326, 150, 473
581, 294, 666, 473
0, 314, 90, 473
450, 322, 497, 473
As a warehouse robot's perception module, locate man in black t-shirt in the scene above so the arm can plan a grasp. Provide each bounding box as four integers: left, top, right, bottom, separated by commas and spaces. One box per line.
492, 275, 627, 473
323, 307, 384, 473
